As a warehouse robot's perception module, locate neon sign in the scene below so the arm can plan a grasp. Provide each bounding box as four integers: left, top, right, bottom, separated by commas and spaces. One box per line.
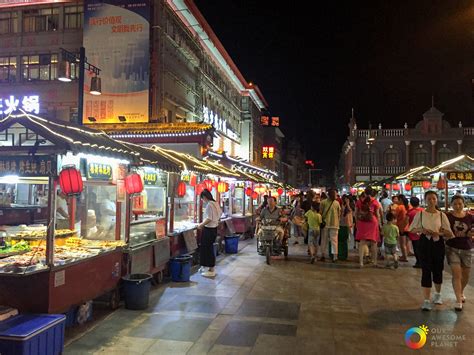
0, 95, 40, 115
262, 146, 274, 159
203, 106, 239, 141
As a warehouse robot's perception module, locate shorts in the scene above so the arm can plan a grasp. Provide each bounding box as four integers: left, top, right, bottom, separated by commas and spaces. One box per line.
308, 229, 320, 246
446, 246, 472, 268
384, 243, 397, 256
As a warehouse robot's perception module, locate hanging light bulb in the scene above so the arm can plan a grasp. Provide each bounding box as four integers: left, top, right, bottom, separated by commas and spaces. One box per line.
90, 76, 102, 96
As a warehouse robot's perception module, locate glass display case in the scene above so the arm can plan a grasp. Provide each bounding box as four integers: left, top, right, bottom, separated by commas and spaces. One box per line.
129, 170, 167, 246
173, 183, 197, 232
232, 186, 244, 215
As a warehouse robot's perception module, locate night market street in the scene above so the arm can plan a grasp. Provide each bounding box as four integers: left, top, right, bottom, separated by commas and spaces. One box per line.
65, 240, 474, 355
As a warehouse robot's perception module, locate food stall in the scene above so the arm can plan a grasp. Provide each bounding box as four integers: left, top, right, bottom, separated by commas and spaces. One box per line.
392, 166, 431, 202
0, 112, 139, 314
423, 155, 474, 211
118, 142, 181, 283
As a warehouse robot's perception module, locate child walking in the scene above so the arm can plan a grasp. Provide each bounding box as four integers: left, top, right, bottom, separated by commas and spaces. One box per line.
382, 212, 399, 269
305, 202, 322, 264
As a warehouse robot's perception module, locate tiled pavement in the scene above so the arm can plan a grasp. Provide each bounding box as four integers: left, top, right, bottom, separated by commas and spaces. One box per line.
66, 240, 474, 354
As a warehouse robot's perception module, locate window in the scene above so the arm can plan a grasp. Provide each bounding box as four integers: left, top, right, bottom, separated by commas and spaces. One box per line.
23, 8, 59, 33
0, 56, 17, 82
64, 5, 83, 29
384, 148, 399, 166
0, 11, 18, 34
438, 147, 454, 163
21, 54, 58, 81
413, 148, 429, 166
361, 149, 376, 166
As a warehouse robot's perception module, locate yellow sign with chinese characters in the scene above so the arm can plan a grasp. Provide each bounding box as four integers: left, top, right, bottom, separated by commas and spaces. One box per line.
446, 171, 474, 181
87, 162, 113, 180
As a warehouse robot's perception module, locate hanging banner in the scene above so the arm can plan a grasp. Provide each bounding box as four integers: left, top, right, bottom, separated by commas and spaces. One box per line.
84, 0, 150, 124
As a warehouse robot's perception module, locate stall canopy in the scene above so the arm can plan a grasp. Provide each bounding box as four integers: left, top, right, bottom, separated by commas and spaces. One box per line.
395, 166, 431, 180
151, 146, 241, 178
119, 141, 181, 173
424, 155, 474, 175
0, 111, 140, 162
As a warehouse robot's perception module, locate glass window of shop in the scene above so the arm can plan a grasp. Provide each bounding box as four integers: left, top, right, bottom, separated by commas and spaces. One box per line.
23, 8, 59, 32
64, 5, 83, 29
129, 170, 167, 246
173, 183, 196, 232
0, 56, 16, 83
232, 185, 245, 215
21, 54, 57, 81
0, 11, 18, 35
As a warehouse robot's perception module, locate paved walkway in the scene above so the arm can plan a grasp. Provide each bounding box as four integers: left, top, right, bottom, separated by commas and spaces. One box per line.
66, 240, 474, 354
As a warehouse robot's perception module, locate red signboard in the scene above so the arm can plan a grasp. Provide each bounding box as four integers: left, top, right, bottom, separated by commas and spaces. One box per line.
271, 117, 280, 127
261, 116, 280, 127
260, 116, 269, 126
0, 0, 72, 8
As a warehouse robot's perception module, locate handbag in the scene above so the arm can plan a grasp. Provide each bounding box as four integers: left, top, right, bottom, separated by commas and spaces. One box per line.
320, 200, 334, 230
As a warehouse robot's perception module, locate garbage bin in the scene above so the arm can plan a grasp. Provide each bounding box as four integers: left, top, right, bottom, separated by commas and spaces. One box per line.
170, 255, 192, 282
225, 235, 239, 254
122, 273, 152, 310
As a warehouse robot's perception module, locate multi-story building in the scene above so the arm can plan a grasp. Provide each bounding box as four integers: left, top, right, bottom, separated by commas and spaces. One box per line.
0, 0, 278, 177
339, 104, 474, 185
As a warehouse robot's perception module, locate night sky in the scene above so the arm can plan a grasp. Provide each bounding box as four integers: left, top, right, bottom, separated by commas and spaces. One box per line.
194, 0, 474, 175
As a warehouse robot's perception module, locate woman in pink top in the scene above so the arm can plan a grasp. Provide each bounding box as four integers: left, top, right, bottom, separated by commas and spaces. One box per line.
393, 195, 409, 262
355, 187, 381, 267
407, 197, 423, 268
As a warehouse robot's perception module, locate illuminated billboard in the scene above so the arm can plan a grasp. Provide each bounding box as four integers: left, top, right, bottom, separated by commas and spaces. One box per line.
83, 0, 150, 124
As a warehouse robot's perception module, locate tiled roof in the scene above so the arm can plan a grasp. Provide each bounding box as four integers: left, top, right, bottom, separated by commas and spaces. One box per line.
90, 122, 214, 138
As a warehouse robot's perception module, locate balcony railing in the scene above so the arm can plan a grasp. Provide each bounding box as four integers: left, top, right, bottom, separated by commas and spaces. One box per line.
354, 166, 406, 176
357, 129, 405, 138
464, 128, 474, 136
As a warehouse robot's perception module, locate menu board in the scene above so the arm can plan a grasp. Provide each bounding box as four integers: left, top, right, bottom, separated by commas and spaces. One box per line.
0, 156, 56, 177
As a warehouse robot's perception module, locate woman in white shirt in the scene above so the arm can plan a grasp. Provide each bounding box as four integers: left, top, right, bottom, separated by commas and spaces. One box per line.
409, 191, 454, 311
198, 189, 222, 277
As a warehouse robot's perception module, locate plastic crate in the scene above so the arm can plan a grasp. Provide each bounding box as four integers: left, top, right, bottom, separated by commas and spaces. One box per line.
0, 314, 65, 355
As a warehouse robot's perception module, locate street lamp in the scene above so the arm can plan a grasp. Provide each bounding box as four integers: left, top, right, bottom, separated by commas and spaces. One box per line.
58, 47, 102, 125
366, 122, 375, 182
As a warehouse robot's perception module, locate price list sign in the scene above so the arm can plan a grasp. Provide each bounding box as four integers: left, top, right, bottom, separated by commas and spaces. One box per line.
0, 156, 56, 177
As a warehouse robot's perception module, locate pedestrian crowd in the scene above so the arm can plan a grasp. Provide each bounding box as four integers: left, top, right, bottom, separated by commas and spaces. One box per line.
286, 187, 473, 312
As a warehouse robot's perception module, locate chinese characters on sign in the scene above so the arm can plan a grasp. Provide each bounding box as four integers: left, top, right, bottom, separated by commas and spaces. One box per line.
262, 146, 275, 159
0, 156, 56, 176
260, 116, 280, 127
0, 95, 40, 115
447, 171, 474, 181
203, 106, 239, 140
411, 180, 432, 188
144, 172, 158, 185
87, 162, 113, 180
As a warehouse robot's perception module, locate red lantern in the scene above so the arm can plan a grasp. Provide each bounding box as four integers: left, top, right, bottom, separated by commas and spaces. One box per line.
277, 188, 284, 196
217, 181, 228, 193
404, 183, 412, 191
203, 179, 213, 191
196, 183, 205, 195
177, 181, 187, 197
436, 177, 447, 190
189, 174, 197, 187
385, 183, 391, 190
251, 191, 258, 199
59, 165, 83, 196
125, 173, 144, 195
422, 181, 431, 189
245, 187, 253, 196
393, 183, 400, 191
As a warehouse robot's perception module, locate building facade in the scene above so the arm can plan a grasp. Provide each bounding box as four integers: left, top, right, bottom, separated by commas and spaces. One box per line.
339, 104, 474, 185
0, 0, 278, 176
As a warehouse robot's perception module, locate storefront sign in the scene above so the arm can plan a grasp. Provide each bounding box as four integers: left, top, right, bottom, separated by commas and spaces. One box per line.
87, 162, 113, 180
0, 156, 56, 176
84, 0, 150, 123
203, 106, 239, 140
262, 146, 275, 159
447, 171, 474, 181
260, 116, 279, 127
144, 172, 158, 185
0, 95, 40, 115
411, 179, 431, 188
155, 219, 166, 239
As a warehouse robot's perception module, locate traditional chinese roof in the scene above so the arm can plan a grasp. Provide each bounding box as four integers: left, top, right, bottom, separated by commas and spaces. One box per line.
0, 111, 140, 162
117, 141, 181, 173
90, 122, 214, 139
425, 155, 474, 175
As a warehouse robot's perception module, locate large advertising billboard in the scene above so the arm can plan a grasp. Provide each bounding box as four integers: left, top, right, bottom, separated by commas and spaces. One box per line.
84, 0, 150, 124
